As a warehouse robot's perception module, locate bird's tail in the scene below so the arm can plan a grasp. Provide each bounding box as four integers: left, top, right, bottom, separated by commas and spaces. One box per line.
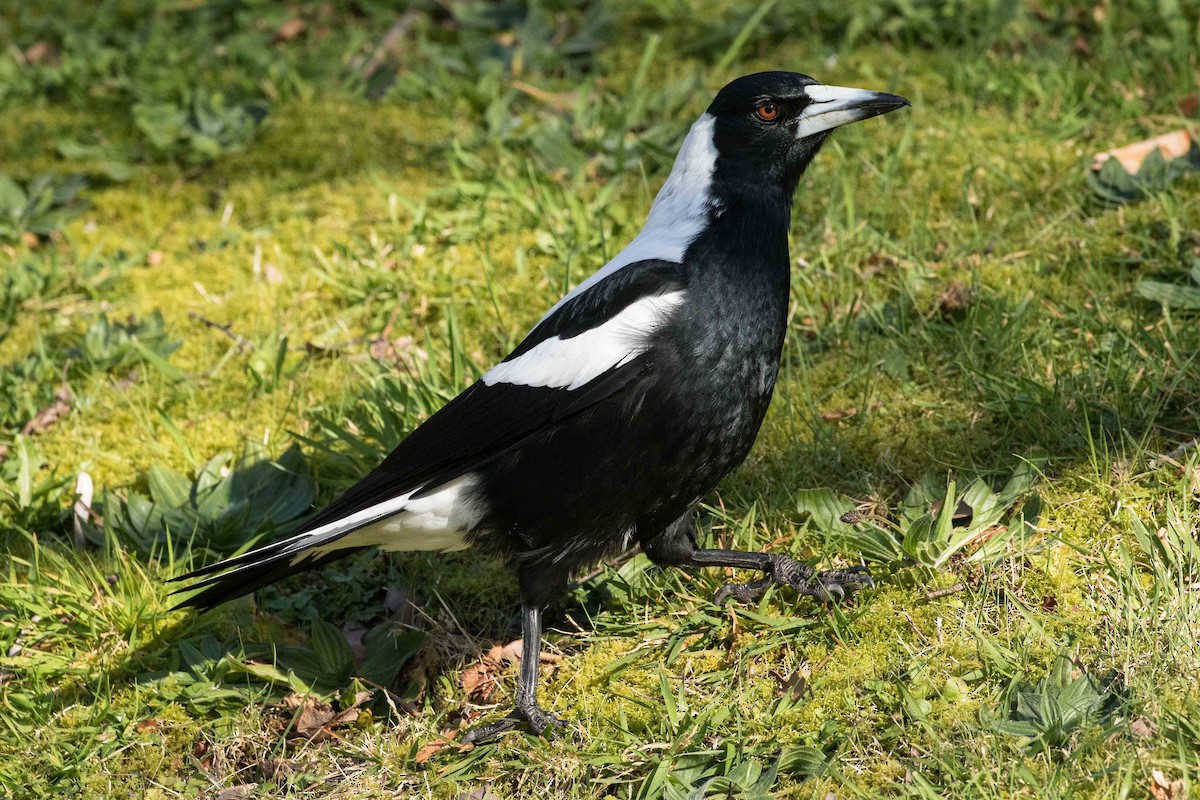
168, 528, 369, 611
169, 473, 479, 611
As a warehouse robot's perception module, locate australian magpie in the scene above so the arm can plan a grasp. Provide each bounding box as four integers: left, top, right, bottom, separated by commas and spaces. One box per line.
173, 71, 909, 742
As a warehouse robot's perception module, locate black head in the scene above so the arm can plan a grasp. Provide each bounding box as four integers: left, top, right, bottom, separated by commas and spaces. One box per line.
705, 71, 909, 203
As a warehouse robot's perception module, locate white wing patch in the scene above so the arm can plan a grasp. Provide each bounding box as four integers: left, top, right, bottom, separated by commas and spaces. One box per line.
482, 289, 686, 389
539, 113, 717, 322
288, 474, 483, 565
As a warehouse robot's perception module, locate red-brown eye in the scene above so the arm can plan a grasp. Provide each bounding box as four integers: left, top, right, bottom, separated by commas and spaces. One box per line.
754, 102, 780, 122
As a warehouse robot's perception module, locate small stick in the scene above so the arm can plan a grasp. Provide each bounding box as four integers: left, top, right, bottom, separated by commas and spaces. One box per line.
188, 311, 250, 351
925, 583, 966, 600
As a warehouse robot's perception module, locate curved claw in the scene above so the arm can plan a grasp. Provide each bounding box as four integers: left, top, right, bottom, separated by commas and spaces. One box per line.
460, 704, 567, 745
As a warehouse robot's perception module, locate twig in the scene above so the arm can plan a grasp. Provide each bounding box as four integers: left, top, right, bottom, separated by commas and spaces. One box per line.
1149, 438, 1200, 470
188, 311, 250, 351
0, 382, 74, 463
350, 10, 420, 80
925, 583, 966, 600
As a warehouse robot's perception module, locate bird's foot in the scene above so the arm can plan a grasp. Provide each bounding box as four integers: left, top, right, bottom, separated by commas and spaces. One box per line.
460, 703, 568, 745
714, 556, 874, 605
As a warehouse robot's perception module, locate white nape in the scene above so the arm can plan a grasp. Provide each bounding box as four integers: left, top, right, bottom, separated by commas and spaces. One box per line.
287, 474, 482, 565
482, 289, 686, 390
538, 113, 718, 322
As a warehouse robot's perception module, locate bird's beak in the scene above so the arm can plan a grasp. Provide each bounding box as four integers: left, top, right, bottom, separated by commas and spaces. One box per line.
795, 85, 910, 139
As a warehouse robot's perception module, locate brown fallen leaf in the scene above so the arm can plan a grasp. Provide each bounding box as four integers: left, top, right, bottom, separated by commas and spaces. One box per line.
257, 757, 296, 780
0, 382, 74, 463
273, 18, 306, 43
214, 785, 257, 800
282, 691, 373, 742
1130, 717, 1158, 739
1092, 130, 1194, 174
414, 736, 466, 764
1150, 769, 1185, 800
460, 653, 502, 703
25, 383, 73, 436
936, 281, 977, 319
22, 41, 59, 66
456, 788, 502, 800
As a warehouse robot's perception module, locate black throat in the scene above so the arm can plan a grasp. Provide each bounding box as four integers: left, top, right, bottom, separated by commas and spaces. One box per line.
673, 192, 793, 409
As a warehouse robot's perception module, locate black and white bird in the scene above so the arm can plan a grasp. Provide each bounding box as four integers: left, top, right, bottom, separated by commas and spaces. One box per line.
173, 71, 909, 742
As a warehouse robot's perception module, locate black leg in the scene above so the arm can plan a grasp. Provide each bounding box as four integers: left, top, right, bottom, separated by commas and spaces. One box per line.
643, 514, 875, 605
460, 604, 567, 745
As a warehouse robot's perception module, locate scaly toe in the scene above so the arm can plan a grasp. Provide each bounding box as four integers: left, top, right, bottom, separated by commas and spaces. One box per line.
461, 715, 521, 745
714, 577, 770, 605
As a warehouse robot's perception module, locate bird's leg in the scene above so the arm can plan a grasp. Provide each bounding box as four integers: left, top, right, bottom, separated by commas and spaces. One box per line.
460, 604, 566, 745
643, 517, 873, 605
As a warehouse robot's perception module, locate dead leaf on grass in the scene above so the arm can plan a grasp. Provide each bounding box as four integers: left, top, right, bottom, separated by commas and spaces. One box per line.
1130, 717, 1158, 739
214, 785, 257, 800
414, 737, 462, 764
1150, 769, 1185, 800
456, 788, 502, 800
282, 691, 372, 742
936, 281, 977, 319
274, 18, 306, 43
22, 41, 59, 66
1092, 130, 1193, 174
24, 383, 73, 436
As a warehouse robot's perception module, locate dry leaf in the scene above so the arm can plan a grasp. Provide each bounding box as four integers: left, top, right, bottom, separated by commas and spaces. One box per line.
257, 758, 296, 780
274, 19, 306, 42
24, 383, 73, 436
283, 691, 372, 742
414, 737, 462, 764
1092, 130, 1194, 174
936, 281, 977, 318
22, 41, 58, 66
1151, 769, 1185, 800
214, 786, 257, 800
147, 249, 165, 266
1130, 717, 1158, 739
456, 788, 501, 800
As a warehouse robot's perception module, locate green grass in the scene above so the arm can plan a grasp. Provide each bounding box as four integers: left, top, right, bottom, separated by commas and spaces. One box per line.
2, 1, 1200, 797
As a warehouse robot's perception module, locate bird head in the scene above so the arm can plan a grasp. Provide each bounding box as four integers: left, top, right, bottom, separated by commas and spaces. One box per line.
704, 71, 909, 202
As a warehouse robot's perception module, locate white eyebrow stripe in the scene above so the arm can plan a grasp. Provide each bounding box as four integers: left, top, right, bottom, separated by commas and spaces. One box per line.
483, 289, 687, 389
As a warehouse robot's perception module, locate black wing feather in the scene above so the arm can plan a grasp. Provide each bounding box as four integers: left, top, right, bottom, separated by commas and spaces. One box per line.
273, 258, 685, 529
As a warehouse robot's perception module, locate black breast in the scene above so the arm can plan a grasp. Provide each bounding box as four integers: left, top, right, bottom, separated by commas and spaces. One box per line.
474, 198, 792, 602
